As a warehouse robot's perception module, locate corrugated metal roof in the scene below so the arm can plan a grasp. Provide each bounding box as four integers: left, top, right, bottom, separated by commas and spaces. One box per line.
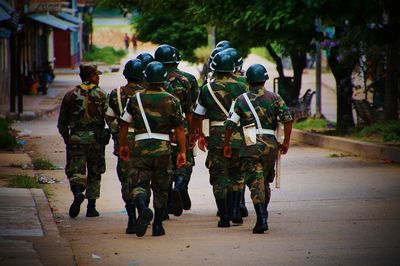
57, 12, 83, 25
28, 13, 78, 31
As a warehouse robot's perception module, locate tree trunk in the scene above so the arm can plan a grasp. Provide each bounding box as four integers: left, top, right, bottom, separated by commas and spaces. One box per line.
290, 51, 307, 101
328, 48, 356, 134
266, 44, 285, 79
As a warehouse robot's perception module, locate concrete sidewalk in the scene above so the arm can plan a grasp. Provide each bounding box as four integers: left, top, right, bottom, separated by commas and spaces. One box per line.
0, 187, 75, 265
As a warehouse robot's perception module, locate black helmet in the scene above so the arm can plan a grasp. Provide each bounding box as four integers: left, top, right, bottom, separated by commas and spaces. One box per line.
136, 53, 154, 68
220, 48, 243, 70
154, 44, 177, 64
210, 53, 235, 73
216, 40, 231, 49
123, 59, 144, 80
144, 61, 167, 84
246, 64, 269, 83
171, 46, 181, 63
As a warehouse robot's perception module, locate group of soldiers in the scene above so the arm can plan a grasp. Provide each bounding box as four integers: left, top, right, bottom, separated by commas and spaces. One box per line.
57, 40, 293, 237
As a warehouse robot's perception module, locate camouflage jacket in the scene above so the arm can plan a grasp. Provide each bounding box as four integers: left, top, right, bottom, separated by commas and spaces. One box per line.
233, 72, 247, 87
176, 68, 199, 108
106, 82, 145, 155
57, 83, 108, 145
121, 87, 184, 157
226, 85, 293, 157
167, 67, 192, 115
194, 74, 247, 150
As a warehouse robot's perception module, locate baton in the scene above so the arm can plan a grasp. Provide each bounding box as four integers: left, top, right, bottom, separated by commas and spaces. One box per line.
275, 123, 282, 189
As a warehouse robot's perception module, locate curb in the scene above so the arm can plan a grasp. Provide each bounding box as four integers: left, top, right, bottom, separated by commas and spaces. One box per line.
2, 104, 61, 121
291, 129, 400, 163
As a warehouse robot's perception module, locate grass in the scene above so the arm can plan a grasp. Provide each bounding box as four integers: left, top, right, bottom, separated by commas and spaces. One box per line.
353, 120, 400, 143
33, 158, 57, 170
294, 118, 335, 131
8, 175, 42, 189
250, 47, 274, 62
83, 45, 127, 65
0, 118, 17, 149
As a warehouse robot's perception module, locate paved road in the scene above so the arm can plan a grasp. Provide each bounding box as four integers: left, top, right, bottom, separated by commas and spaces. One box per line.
12, 69, 400, 265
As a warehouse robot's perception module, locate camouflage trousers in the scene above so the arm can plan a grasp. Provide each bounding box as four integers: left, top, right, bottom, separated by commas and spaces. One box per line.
171, 145, 194, 182
206, 149, 244, 200
129, 155, 172, 209
241, 143, 279, 206
65, 142, 105, 199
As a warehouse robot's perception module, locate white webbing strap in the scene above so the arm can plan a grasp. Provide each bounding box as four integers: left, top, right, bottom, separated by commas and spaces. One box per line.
117, 87, 123, 114
136, 92, 152, 138
206, 82, 229, 118
243, 93, 262, 130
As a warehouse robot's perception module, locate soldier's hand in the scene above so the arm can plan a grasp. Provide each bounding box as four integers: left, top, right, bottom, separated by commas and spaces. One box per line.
188, 133, 197, 149
119, 145, 130, 161
223, 145, 232, 158
177, 152, 186, 168
280, 142, 289, 154
198, 134, 207, 152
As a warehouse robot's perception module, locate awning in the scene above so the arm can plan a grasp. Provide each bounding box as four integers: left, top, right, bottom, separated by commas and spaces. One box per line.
57, 12, 83, 24
0, 6, 10, 22
28, 13, 78, 31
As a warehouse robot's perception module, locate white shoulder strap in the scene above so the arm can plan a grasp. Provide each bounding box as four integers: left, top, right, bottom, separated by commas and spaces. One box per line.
136, 92, 152, 138
117, 87, 123, 114
243, 93, 262, 130
206, 82, 229, 117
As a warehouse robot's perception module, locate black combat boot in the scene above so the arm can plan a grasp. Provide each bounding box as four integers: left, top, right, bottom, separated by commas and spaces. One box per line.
125, 203, 137, 234
152, 208, 166, 236
252, 203, 268, 234
240, 188, 249, 217
135, 196, 154, 237
69, 184, 85, 218
170, 176, 184, 217
231, 191, 243, 224
86, 199, 100, 217
216, 199, 230, 228
180, 179, 191, 211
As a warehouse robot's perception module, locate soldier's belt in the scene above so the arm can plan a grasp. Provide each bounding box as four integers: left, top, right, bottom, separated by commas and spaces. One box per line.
210, 120, 225, 126
210, 120, 240, 126
134, 133, 170, 141
256, 129, 275, 135
128, 127, 135, 133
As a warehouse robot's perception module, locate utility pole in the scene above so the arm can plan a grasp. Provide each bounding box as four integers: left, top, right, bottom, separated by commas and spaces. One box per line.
315, 18, 322, 118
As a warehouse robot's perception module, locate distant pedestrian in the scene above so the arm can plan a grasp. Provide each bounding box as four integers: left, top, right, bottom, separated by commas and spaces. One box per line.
131, 34, 138, 53
124, 33, 130, 50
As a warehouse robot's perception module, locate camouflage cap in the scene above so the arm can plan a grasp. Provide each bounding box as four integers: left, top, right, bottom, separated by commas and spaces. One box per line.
79, 64, 102, 76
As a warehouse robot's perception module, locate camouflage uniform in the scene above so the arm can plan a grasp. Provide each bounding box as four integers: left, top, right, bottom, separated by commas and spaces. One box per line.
194, 75, 247, 200
106, 83, 145, 203
225, 85, 293, 205
121, 87, 184, 209
58, 83, 108, 200
167, 67, 194, 183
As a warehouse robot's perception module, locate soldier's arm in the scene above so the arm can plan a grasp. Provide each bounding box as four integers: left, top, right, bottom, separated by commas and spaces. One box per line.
118, 121, 130, 160
276, 96, 294, 154
224, 100, 241, 157
105, 91, 119, 139
175, 126, 187, 168
57, 94, 70, 144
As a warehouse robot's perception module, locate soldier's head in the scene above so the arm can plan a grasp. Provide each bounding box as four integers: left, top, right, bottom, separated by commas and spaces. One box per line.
144, 61, 167, 87
246, 64, 269, 86
220, 48, 243, 72
79, 64, 102, 85
136, 53, 154, 68
216, 40, 231, 49
154, 44, 178, 67
123, 59, 144, 83
210, 52, 235, 76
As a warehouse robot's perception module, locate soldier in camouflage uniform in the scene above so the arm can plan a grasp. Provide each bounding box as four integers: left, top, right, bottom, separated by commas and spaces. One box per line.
224, 64, 293, 233
57, 64, 109, 218
155, 44, 193, 217
219, 47, 249, 218
190, 52, 247, 228
105, 59, 145, 234
119, 61, 186, 237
